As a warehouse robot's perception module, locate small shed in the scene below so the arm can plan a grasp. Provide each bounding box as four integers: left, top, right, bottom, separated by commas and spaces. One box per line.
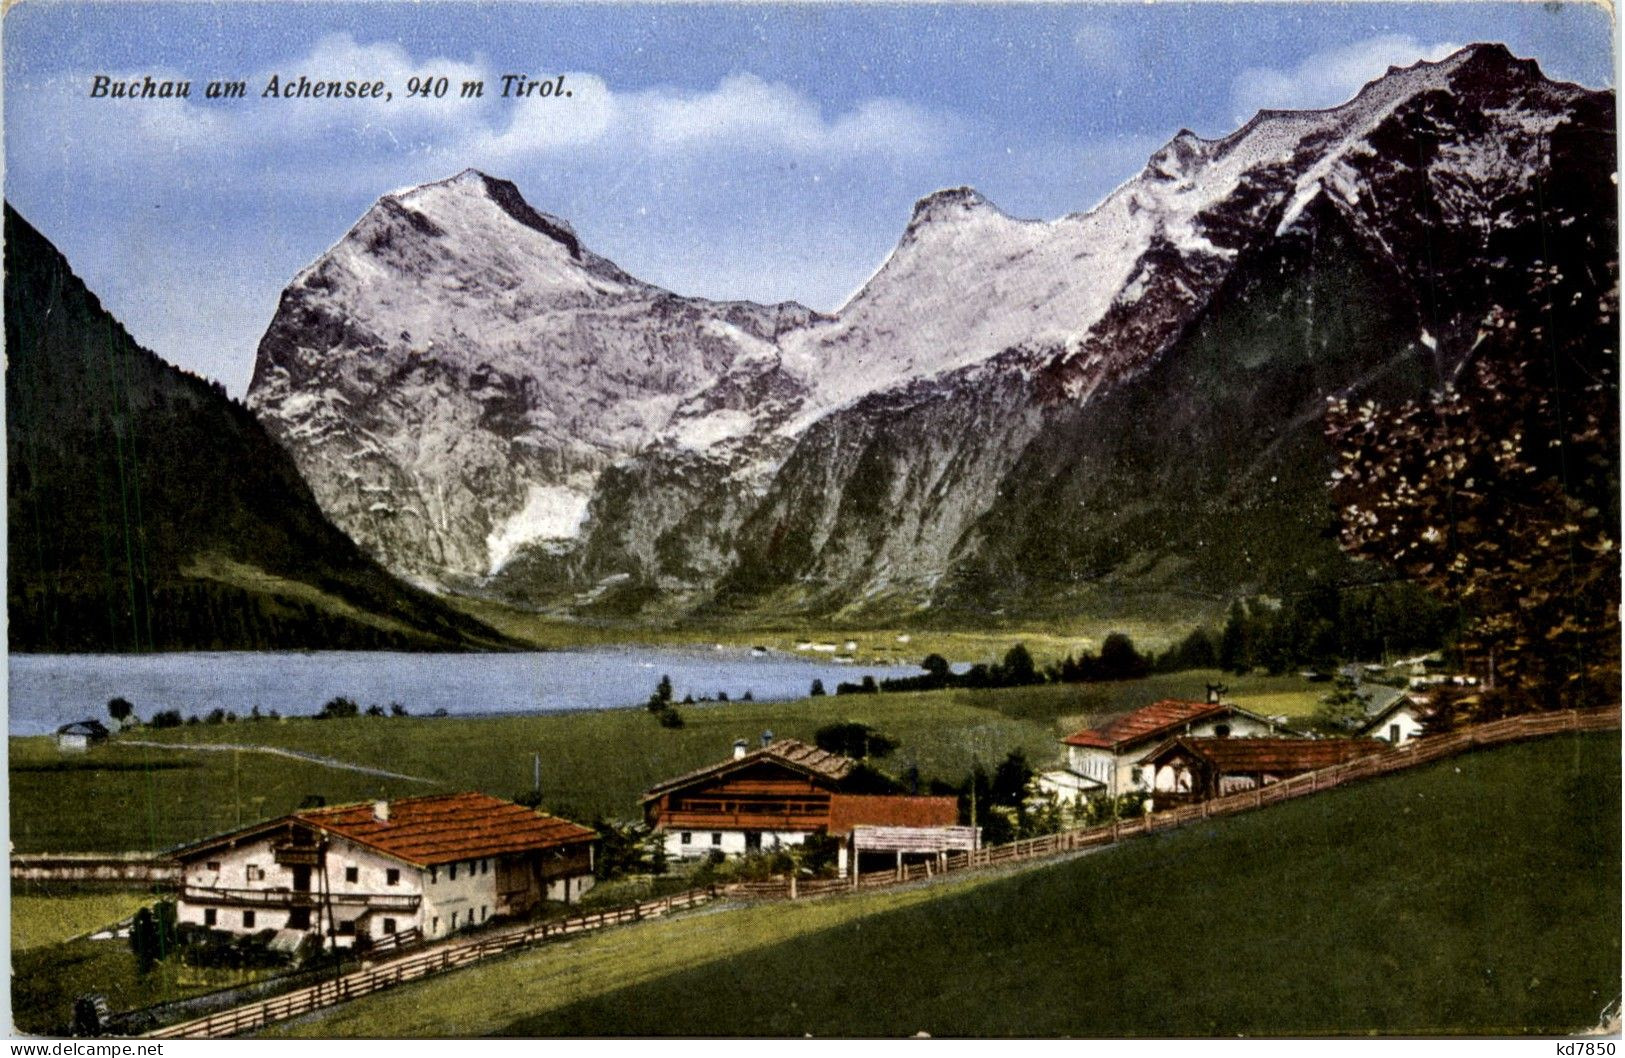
57, 719, 110, 752
826, 794, 973, 876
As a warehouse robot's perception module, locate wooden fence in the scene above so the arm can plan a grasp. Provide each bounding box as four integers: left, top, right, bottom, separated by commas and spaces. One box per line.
142, 706, 1616, 1039
12, 853, 180, 884
727, 705, 1622, 899
145, 888, 715, 1039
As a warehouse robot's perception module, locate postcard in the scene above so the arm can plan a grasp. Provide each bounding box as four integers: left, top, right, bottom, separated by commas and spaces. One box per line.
4, 0, 1619, 1042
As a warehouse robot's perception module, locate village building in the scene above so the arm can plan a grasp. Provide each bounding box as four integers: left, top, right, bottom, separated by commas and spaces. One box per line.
56, 719, 110, 752
1138, 736, 1390, 804
826, 794, 974, 876
1357, 695, 1434, 746
1040, 694, 1286, 801
643, 736, 857, 858
644, 738, 977, 869
172, 792, 596, 947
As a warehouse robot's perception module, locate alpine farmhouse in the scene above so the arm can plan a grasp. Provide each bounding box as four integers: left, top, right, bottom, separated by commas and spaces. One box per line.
1039, 695, 1286, 801
173, 792, 596, 947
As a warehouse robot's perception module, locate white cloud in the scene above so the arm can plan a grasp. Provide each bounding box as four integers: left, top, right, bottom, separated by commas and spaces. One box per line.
12, 34, 953, 201
1073, 23, 1133, 80
1230, 35, 1462, 126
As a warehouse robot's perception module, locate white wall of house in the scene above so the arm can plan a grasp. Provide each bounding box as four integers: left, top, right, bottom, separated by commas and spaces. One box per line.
420, 856, 503, 940
1373, 705, 1427, 745
1068, 713, 1276, 797
545, 874, 596, 903
661, 828, 812, 860
178, 835, 427, 945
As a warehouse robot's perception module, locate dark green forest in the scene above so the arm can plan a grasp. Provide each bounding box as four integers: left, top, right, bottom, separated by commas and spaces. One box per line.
5, 205, 512, 653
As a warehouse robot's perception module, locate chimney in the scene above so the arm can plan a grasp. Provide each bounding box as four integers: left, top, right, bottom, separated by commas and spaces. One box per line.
373, 800, 390, 823
760, 730, 774, 748
732, 739, 748, 760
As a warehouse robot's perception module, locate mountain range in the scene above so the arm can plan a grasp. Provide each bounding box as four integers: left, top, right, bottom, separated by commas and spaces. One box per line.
237, 44, 1614, 624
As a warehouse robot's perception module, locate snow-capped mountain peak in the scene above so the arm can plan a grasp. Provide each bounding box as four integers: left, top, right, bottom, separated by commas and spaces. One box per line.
247, 44, 1612, 617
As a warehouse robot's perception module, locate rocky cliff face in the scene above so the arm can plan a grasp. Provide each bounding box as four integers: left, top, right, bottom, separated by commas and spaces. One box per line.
248, 45, 1616, 620
248, 169, 818, 588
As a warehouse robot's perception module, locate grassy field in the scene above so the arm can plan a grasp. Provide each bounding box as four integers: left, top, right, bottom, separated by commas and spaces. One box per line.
943, 671, 1325, 725
9, 670, 1325, 853
10, 692, 1060, 853
267, 733, 1619, 1038
450, 596, 1204, 665
12, 930, 284, 1036
10, 886, 155, 952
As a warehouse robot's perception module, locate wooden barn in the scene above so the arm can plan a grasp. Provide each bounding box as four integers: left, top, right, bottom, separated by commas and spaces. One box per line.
1139, 736, 1389, 806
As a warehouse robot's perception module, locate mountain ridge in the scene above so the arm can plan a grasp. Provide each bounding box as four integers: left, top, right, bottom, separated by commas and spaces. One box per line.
245, 42, 1616, 622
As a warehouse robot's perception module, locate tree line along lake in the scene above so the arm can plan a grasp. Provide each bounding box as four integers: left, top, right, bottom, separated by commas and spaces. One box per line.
6, 648, 919, 736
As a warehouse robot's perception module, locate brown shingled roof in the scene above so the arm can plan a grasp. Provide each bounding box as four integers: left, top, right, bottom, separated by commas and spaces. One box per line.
641, 738, 857, 801
1140, 736, 1389, 773
1062, 700, 1231, 751
296, 792, 596, 867
827, 795, 960, 837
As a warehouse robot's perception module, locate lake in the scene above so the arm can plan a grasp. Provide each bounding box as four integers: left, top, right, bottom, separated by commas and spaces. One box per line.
5, 649, 919, 735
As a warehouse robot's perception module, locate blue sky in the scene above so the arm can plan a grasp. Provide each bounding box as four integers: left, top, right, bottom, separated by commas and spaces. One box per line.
4, 2, 1615, 393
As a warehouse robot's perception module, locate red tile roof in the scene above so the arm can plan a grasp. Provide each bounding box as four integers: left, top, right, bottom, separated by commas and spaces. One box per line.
296, 792, 596, 867
642, 738, 857, 801
1140, 736, 1389, 773
826, 795, 960, 837
1062, 700, 1231, 751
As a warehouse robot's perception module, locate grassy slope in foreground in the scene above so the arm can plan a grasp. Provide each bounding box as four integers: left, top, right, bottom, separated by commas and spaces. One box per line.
271, 733, 1618, 1038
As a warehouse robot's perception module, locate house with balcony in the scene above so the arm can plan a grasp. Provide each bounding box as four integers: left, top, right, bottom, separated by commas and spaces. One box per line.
1038, 695, 1288, 801
643, 737, 858, 859
172, 792, 596, 947
644, 737, 977, 871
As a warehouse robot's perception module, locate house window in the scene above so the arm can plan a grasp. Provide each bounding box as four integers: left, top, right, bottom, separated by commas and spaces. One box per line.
450, 862, 458, 881
481, 906, 488, 921
1215, 724, 1232, 738
205, 860, 221, 872
680, 832, 692, 845
243, 911, 256, 929
204, 909, 217, 927
386, 868, 400, 886
1131, 767, 1143, 785
432, 916, 439, 934
245, 864, 264, 882
711, 832, 722, 846
1389, 723, 1401, 742
345, 866, 359, 884
451, 912, 459, 929
430, 866, 438, 884
338, 920, 355, 936
382, 918, 397, 935
481, 859, 489, 875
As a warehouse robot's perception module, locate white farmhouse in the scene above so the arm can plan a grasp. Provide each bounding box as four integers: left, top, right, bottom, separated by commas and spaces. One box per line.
1041, 697, 1285, 800
1357, 695, 1434, 746
173, 792, 596, 948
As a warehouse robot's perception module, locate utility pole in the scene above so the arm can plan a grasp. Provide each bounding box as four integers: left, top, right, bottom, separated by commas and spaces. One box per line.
533, 753, 542, 801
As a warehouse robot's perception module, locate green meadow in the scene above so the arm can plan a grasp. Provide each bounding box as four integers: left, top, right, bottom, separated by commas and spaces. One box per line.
263, 732, 1620, 1038
10, 669, 1330, 854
